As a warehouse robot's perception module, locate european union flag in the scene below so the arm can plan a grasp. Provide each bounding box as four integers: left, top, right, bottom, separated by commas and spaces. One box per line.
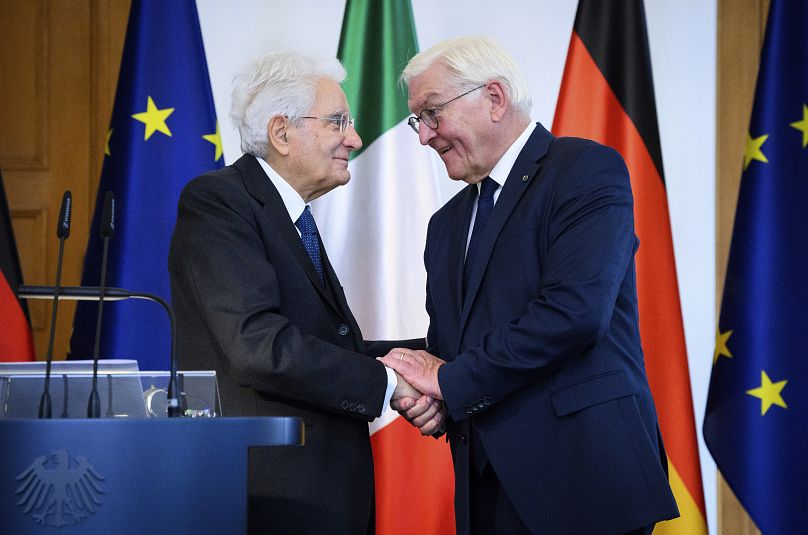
703, 1, 808, 533
70, 0, 222, 370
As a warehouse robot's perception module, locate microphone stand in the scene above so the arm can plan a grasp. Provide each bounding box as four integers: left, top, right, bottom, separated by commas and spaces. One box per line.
19, 285, 182, 417
87, 235, 110, 417
60, 374, 69, 418
38, 236, 63, 418
88, 192, 114, 418
39, 191, 71, 418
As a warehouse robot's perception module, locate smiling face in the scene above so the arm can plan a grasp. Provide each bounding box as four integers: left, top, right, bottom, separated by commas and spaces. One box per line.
407, 63, 499, 184
287, 77, 361, 201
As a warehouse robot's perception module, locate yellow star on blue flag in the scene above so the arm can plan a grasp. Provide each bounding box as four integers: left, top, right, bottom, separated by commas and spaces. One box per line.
132, 96, 174, 140
713, 328, 733, 364
202, 121, 223, 162
743, 133, 768, 170
745, 370, 787, 415
790, 104, 808, 147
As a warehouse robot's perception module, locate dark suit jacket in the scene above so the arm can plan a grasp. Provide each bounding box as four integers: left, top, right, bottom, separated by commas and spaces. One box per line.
429, 124, 679, 534
169, 154, 417, 534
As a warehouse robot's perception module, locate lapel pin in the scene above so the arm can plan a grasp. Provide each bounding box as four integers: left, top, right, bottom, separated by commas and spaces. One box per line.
521, 175, 529, 182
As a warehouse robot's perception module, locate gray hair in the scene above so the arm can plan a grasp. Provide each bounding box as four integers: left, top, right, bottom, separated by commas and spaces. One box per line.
230, 51, 346, 156
400, 36, 532, 116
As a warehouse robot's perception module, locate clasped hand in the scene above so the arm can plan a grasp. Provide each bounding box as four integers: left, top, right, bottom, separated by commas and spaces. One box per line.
381, 349, 446, 436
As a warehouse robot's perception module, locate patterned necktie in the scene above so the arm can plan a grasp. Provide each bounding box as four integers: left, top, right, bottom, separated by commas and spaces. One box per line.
295, 206, 325, 284
464, 177, 499, 297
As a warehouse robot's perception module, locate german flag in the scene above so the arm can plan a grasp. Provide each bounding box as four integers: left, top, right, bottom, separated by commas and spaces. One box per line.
0, 171, 35, 361
552, 1, 707, 533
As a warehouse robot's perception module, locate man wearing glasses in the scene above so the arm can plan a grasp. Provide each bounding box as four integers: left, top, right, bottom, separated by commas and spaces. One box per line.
169, 51, 428, 534
381, 36, 678, 534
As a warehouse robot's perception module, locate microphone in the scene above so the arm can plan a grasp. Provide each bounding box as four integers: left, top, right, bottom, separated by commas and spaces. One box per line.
38, 191, 72, 419
101, 190, 116, 239
88, 192, 115, 418
19, 284, 182, 417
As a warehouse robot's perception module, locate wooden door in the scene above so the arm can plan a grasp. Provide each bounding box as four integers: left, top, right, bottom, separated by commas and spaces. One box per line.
0, 0, 129, 359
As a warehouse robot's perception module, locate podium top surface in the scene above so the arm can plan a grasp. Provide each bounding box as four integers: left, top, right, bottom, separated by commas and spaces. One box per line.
0, 359, 140, 374
0, 416, 303, 447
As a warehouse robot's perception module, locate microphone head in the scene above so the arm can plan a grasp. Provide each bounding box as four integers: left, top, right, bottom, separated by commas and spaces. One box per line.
100, 191, 115, 239
57, 190, 72, 239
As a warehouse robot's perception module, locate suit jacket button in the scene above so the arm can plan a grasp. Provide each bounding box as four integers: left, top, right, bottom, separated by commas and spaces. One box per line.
341, 400, 349, 410
349, 402, 357, 411
338, 324, 350, 336
357, 404, 366, 413
460, 434, 467, 444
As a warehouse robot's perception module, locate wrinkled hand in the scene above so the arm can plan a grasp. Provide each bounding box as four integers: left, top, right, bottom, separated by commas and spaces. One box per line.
392, 370, 421, 401
398, 394, 446, 436
389, 372, 444, 436
380, 349, 445, 400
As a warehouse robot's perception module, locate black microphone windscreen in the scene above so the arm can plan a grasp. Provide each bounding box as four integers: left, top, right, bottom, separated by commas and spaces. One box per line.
100, 191, 115, 238
57, 190, 72, 239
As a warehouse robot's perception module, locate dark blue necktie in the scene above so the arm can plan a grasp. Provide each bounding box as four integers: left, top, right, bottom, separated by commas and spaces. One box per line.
295, 206, 325, 284
464, 177, 498, 297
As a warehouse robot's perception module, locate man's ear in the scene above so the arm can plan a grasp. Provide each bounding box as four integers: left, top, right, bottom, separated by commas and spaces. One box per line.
486, 81, 508, 122
267, 115, 291, 156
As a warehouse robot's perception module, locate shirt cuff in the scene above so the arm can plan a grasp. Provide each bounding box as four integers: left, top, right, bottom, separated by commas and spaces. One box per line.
382, 366, 397, 414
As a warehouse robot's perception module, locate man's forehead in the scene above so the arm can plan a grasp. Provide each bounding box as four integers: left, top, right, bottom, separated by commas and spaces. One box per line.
407, 64, 450, 111
312, 78, 349, 113
408, 89, 443, 112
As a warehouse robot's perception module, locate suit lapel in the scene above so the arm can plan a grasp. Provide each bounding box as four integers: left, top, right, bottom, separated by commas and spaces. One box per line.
458, 124, 554, 331
236, 154, 343, 314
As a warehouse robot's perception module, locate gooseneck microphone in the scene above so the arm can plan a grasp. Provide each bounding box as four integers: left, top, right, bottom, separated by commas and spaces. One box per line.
19, 285, 181, 417
88, 191, 115, 418
38, 191, 72, 419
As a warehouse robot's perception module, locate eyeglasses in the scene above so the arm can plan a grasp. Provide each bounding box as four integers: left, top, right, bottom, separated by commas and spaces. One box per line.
297, 113, 355, 134
407, 84, 486, 134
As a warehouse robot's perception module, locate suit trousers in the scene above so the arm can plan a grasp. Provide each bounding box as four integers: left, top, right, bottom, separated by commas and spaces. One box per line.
469, 462, 656, 535
470, 462, 530, 535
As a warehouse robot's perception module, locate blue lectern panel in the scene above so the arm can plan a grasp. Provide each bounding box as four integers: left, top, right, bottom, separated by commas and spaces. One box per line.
0, 417, 303, 533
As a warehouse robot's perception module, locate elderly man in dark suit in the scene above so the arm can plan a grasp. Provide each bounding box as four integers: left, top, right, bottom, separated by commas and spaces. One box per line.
381, 36, 679, 535
169, 51, 432, 535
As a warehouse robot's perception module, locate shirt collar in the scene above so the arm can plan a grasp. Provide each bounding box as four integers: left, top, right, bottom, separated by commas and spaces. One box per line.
485, 122, 536, 190
256, 156, 307, 223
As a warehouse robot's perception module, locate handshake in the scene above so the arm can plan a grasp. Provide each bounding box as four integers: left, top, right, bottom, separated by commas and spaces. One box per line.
379, 348, 446, 436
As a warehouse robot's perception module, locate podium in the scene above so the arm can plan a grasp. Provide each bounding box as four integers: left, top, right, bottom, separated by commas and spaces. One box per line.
0, 417, 303, 533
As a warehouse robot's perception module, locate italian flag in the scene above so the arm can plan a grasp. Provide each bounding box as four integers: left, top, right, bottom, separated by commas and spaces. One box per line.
312, 1, 455, 533
552, 1, 707, 533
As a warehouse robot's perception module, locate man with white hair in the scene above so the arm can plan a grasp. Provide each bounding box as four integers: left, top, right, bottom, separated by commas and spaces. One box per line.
381, 36, 679, 534
169, 51, 430, 534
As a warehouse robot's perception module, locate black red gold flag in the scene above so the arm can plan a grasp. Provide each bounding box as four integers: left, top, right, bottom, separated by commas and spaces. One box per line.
553, 1, 707, 532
